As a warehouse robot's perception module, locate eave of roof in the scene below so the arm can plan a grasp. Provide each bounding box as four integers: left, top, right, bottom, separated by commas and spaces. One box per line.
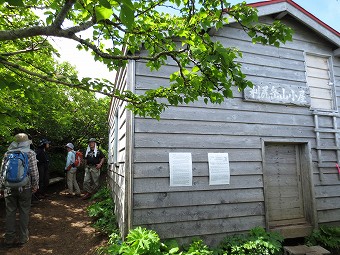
251, 0, 340, 37
248, 0, 340, 52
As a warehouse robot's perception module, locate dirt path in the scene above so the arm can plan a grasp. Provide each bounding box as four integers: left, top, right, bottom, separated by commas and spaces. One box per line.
0, 181, 107, 255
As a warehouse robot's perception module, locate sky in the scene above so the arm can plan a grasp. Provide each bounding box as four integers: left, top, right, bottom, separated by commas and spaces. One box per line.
52, 0, 340, 81
228, 0, 340, 32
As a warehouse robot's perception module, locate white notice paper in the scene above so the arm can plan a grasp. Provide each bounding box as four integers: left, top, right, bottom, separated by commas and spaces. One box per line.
208, 153, 230, 185
169, 153, 192, 186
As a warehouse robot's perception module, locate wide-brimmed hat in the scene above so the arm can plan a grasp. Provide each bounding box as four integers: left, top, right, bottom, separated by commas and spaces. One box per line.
88, 138, 96, 143
14, 133, 30, 143
39, 138, 51, 146
65, 143, 74, 150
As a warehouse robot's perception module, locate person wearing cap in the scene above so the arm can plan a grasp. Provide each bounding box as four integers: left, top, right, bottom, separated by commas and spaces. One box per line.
35, 138, 51, 199
82, 138, 105, 200
0, 133, 39, 247
65, 143, 81, 197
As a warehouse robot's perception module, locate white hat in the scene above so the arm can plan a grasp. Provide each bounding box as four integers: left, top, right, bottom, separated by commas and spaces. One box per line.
65, 143, 74, 150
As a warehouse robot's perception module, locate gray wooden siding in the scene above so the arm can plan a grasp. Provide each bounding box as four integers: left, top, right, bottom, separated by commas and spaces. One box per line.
106, 13, 340, 243
129, 15, 340, 243
306, 54, 334, 110
108, 65, 131, 237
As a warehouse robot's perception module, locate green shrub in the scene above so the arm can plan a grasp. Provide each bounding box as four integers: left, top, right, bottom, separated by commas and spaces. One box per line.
218, 227, 284, 255
97, 232, 123, 255
98, 227, 162, 255
184, 239, 213, 255
99, 227, 216, 255
119, 227, 162, 254
96, 222, 284, 255
87, 186, 118, 235
87, 187, 286, 255
161, 239, 181, 254
49, 152, 68, 177
305, 225, 340, 251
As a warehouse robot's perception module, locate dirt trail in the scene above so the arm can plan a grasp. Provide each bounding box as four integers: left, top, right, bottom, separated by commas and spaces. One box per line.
0, 181, 107, 255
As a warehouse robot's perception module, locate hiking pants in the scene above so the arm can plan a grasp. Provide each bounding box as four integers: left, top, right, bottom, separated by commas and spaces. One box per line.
37, 163, 49, 194
4, 187, 32, 243
66, 168, 81, 195
83, 165, 100, 194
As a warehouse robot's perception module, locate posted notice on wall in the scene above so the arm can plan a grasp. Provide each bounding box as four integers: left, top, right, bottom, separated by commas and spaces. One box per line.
208, 153, 230, 185
169, 153, 192, 186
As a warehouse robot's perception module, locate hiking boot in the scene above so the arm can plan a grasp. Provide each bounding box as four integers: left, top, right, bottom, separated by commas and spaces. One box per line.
82, 192, 91, 200
31, 200, 39, 206
18, 238, 29, 247
4, 240, 16, 248
36, 194, 45, 199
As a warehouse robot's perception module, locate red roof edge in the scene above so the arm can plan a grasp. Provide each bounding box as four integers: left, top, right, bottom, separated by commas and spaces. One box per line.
249, 0, 340, 38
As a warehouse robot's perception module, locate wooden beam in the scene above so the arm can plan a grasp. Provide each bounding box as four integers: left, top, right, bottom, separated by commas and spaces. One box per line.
275, 11, 288, 20
334, 48, 340, 57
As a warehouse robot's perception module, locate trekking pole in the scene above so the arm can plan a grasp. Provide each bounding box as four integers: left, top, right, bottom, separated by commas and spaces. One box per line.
32, 192, 40, 201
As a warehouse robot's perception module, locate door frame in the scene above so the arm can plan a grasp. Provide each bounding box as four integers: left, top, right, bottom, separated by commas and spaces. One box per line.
261, 138, 317, 237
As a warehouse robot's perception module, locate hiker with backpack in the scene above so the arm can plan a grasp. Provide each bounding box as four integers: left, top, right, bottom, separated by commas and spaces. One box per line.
0, 133, 39, 248
64, 143, 81, 197
82, 138, 105, 200
35, 138, 51, 199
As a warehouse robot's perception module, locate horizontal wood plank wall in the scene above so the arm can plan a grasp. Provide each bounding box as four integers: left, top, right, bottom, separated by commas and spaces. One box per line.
129, 15, 340, 245
315, 39, 340, 225
108, 65, 129, 237
311, 34, 340, 225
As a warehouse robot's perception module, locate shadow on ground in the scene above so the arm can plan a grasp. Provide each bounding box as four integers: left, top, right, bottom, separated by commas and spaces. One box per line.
0, 174, 108, 255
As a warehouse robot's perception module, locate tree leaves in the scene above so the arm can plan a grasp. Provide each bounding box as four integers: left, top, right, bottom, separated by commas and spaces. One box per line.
5, 0, 24, 6
95, 6, 114, 21
119, 0, 134, 29
0, 0, 293, 120
99, 0, 111, 9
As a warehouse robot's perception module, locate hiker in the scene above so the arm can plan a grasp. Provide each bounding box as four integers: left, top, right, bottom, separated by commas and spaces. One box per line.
0, 133, 39, 247
82, 138, 105, 200
35, 138, 51, 199
64, 143, 81, 197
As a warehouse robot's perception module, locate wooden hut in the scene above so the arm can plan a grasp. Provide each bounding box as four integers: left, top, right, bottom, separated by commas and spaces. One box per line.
107, 0, 340, 246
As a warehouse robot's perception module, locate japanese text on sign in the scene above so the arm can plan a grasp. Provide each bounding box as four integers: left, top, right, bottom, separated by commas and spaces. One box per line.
244, 84, 310, 106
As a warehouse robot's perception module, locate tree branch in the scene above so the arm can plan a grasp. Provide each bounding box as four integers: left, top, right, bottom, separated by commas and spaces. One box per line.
68, 33, 187, 62
0, 47, 41, 56
52, 0, 77, 29
0, 57, 114, 97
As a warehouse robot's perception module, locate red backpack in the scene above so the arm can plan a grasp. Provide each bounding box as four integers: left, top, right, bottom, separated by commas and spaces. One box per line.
73, 150, 83, 167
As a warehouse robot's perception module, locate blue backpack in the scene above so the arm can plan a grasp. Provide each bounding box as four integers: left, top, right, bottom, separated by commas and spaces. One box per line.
1, 151, 30, 188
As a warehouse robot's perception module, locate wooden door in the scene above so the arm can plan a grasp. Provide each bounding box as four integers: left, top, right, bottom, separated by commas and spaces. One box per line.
264, 143, 312, 237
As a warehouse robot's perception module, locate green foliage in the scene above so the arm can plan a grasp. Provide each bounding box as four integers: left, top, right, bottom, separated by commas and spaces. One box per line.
87, 186, 118, 235
0, 79, 110, 156
83, 180, 334, 255
97, 232, 123, 255
119, 227, 162, 255
82, 182, 337, 255
49, 153, 68, 176
161, 239, 181, 254
184, 239, 213, 255
101, 226, 207, 255
98, 226, 284, 255
98, 227, 161, 255
0, 0, 294, 119
305, 225, 340, 250
218, 227, 284, 255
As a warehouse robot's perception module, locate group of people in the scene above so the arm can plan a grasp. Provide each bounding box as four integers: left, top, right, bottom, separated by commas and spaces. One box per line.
0, 133, 105, 248
64, 138, 105, 199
